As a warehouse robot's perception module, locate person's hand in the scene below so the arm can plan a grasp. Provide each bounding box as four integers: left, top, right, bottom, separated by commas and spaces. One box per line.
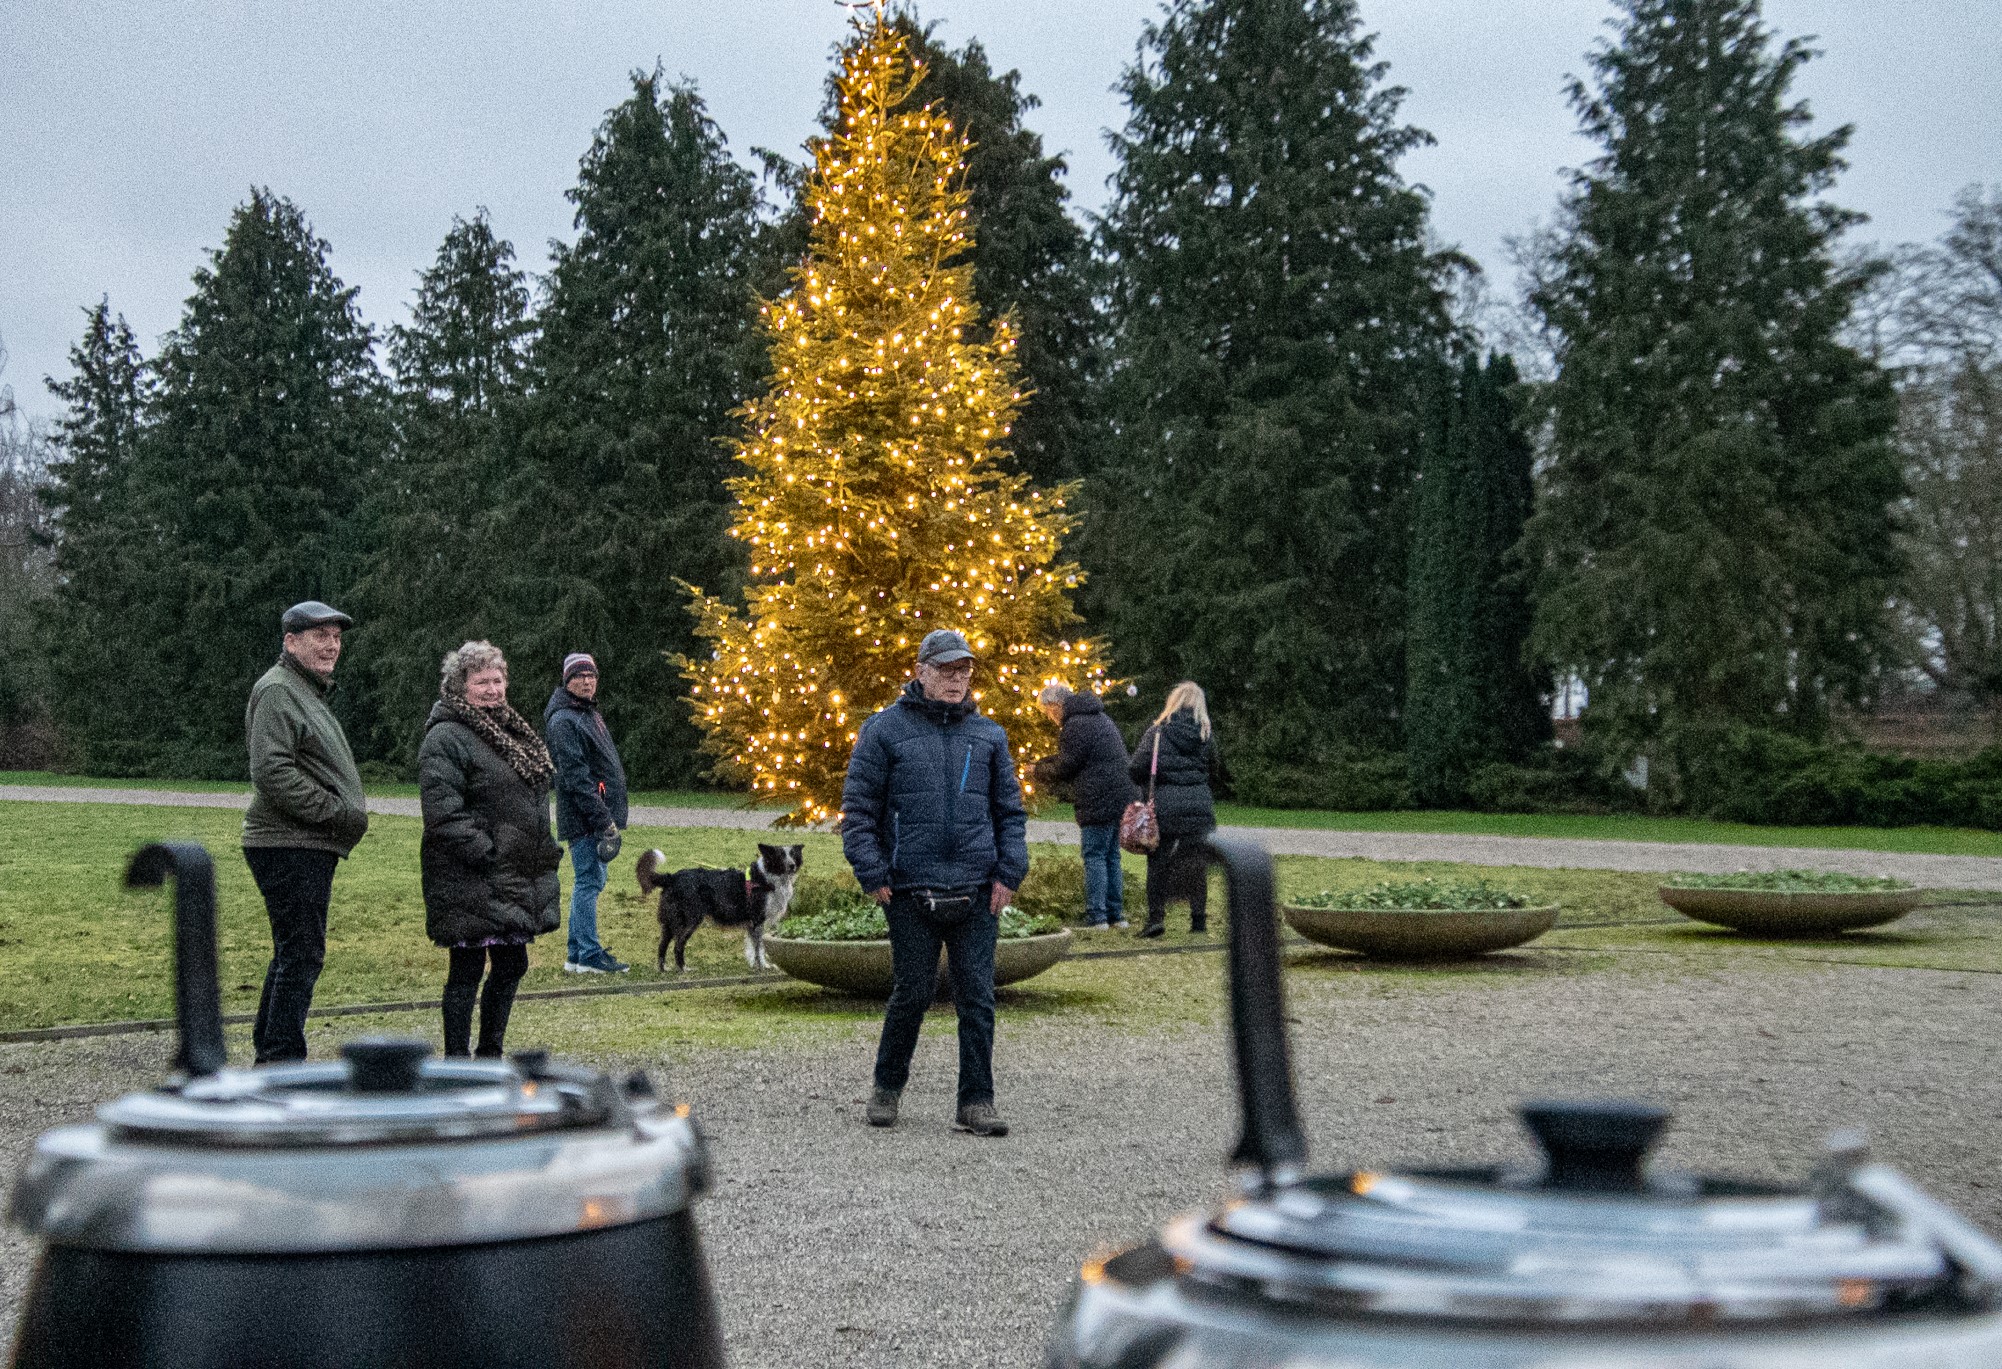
990, 884, 1014, 914
872, 887, 893, 906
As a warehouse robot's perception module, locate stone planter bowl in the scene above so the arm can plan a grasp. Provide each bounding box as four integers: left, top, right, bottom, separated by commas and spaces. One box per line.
763, 929, 1074, 997
1282, 903, 1560, 959
1657, 885, 1926, 936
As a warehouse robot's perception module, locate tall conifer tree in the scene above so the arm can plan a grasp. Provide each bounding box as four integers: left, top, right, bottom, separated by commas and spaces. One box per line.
1404, 354, 1546, 804
506, 73, 763, 785
1524, 0, 1900, 796
765, 12, 1098, 487
1091, 0, 1460, 779
139, 189, 386, 775
37, 302, 155, 770
877, 13, 1096, 486
356, 211, 534, 766
682, 15, 1107, 824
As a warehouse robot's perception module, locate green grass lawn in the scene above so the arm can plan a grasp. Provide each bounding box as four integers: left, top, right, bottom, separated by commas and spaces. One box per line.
2, 799, 1697, 1032
8, 770, 1998, 854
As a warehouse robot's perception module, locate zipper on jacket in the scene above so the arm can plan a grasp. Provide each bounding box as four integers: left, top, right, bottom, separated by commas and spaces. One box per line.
959, 744, 973, 794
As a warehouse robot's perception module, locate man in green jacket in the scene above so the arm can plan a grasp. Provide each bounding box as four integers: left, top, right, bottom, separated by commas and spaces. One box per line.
242, 600, 370, 1062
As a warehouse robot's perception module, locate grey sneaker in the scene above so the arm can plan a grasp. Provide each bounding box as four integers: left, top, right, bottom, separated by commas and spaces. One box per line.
866, 1087, 901, 1128
954, 1102, 1009, 1137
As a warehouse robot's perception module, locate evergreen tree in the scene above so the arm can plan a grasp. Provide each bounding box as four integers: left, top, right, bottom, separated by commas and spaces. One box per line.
355, 211, 534, 766
1, 338, 56, 754
877, 13, 1096, 486
138, 189, 386, 775
1091, 0, 1461, 778
764, 11, 1098, 487
1524, 0, 1901, 797
682, 15, 1108, 824
1404, 353, 1546, 804
505, 72, 764, 786
37, 303, 159, 771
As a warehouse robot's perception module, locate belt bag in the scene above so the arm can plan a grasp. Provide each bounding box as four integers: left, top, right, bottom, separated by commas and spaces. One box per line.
910, 887, 980, 930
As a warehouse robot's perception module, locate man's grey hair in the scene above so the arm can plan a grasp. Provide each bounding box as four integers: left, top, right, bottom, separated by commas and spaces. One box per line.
1038, 681, 1074, 708
440, 640, 507, 699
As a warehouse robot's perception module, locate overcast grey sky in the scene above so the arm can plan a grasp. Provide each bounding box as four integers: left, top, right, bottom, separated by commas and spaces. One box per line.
4, 1, 1997, 423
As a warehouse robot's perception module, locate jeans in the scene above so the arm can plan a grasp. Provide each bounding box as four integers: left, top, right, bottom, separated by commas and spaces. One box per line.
873, 889, 997, 1108
567, 839, 608, 963
243, 847, 340, 1064
442, 943, 529, 1058
1079, 823, 1125, 925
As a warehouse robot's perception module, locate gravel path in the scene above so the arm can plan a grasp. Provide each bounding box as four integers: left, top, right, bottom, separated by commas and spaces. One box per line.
8, 783, 2002, 888
4, 951, 1999, 1364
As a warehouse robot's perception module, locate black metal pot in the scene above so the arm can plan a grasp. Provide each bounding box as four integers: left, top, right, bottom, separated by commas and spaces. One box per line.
1045, 835, 2002, 1368
8, 843, 726, 1368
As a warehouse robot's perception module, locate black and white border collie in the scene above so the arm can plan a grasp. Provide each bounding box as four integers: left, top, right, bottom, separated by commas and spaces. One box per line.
637, 844, 805, 973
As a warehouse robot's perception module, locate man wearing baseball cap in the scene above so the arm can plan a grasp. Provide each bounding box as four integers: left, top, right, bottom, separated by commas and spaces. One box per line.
241, 600, 370, 1062
840, 628, 1029, 1137
544, 651, 630, 973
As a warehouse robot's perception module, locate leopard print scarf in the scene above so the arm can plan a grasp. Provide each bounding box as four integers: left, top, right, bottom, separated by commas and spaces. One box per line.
442, 694, 555, 788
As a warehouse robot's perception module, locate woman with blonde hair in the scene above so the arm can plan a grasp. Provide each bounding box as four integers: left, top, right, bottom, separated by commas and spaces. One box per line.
1128, 681, 1218, 937
417, 640, 563, 1057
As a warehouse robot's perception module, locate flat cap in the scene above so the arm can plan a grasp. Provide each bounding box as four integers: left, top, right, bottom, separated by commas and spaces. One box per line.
281, 600, 353, 633
917, 629, 975, 666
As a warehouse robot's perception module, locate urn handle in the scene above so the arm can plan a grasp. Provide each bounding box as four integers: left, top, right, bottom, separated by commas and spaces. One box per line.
126, 842, 227, 1079
343, 1038, 434, 1093
1204, 835, 1308, 1189
1521, 1099, 1670, 1193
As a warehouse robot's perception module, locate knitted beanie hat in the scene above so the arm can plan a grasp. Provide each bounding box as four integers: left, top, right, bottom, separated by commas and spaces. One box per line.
562, 652, 598, 683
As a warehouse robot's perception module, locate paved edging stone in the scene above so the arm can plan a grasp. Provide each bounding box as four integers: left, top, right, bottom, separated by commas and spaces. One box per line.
7, 783, 2002, 888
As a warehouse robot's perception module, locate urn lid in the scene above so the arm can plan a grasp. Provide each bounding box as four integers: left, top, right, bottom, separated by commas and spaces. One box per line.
10, 1045, 709, 1254
1169, 1100, 2002, 1327
4, 843, 710, 1254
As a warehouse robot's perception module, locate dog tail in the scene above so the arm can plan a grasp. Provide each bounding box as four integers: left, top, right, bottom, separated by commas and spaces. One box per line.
636, 848, 668, 896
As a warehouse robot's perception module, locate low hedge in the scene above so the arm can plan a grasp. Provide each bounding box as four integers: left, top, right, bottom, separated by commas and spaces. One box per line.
782, 849, 1092, 928
1682, 728, 2002, 829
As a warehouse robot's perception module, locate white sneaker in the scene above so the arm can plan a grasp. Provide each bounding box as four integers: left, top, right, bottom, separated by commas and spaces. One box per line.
563, 959, 606, 974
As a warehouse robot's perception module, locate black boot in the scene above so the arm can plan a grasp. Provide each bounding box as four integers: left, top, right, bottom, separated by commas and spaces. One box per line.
475, 970, 522, 1058
441, 981, 477, 1059
1189, 913, 1207, 934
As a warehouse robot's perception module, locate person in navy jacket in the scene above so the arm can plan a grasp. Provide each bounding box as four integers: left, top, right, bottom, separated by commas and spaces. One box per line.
841, 629, 1028, 1138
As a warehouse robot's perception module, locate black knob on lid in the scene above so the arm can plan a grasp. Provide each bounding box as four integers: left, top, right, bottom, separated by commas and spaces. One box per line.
1521, 1099, 1670, 1193
511, 1048, 552, 1079
342, 1038, 433, 1093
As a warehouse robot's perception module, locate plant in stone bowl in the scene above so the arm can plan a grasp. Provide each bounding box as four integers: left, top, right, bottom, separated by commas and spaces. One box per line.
1283, 878, 1559, 959
765, 880, 1072, 995
1658, 869, 1925, 936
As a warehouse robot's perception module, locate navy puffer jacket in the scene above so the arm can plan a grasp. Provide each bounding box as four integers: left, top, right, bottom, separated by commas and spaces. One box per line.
1032, 691, 1136, 827
841, 681, 1030, 893
1130, 709, 1218, 839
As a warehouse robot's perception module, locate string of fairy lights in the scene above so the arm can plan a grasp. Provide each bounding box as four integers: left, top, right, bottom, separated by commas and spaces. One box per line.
679, 12, 1113, 826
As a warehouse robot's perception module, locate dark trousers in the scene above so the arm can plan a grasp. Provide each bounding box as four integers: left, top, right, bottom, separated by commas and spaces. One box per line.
1144, 835, 1210, 929
243, 847, 339, 1064
442, 944, 529, 1058
873, 889, 997, 1108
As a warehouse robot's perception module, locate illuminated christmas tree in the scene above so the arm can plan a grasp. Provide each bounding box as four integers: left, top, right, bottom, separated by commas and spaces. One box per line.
681, 12, 1111, 824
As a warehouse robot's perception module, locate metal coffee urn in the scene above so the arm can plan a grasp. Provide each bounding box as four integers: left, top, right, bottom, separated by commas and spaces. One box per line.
8, 843, 727, 1368
1045, 835, 2002, 1368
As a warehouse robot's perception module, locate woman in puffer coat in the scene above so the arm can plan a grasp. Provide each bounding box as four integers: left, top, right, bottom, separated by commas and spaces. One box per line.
418, 641, 563, 1057
1129, 681, 1219, 938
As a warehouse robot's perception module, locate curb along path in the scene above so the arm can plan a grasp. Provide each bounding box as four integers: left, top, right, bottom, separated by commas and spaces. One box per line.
7, 783, 2002, 890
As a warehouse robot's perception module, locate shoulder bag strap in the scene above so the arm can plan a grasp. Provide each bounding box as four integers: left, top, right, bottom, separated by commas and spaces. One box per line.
1148, 730, 1161, 803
